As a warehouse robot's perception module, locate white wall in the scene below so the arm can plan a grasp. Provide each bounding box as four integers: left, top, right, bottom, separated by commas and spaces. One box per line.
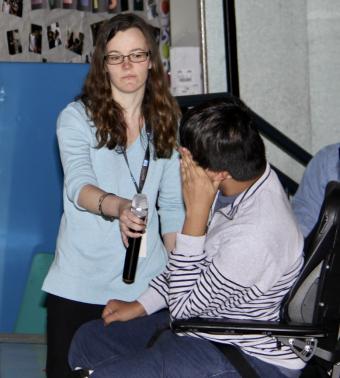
235, 0, 340, 181
234, 0, 310, 182
170, 0, 340, 182
307, 0, 340, 152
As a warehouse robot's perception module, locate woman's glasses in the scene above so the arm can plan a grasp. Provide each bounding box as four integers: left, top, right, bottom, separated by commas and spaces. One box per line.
105, 51, 150, 65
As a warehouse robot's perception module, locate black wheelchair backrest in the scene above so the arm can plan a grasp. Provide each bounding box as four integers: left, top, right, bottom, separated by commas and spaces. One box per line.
281, 181, 340, 328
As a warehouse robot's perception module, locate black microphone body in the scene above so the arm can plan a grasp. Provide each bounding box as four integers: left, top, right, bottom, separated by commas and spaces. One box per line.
123, 193, 148, 284
123, 232, 144, 284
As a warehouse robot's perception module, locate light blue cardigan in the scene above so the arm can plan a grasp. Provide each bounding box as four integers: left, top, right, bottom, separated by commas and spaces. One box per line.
42, 101, 185, 304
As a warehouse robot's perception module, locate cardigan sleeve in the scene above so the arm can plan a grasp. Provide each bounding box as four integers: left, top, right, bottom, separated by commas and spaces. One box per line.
157, 149, 185, 235
57, 102, 98, 210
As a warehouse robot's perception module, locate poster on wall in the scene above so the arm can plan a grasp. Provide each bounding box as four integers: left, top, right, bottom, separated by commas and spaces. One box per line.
0, 0, 171, 68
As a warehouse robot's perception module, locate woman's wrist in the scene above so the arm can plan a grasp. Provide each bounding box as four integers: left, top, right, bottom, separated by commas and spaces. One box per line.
98, 192, 116, 221
117, 197, 132, 217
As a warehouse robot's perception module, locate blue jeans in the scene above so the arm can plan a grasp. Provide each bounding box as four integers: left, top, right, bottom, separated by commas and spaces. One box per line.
69, 310, 299, 378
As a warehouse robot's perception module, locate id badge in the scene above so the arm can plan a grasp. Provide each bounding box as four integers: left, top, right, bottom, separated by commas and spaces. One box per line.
139, 231, 147, 257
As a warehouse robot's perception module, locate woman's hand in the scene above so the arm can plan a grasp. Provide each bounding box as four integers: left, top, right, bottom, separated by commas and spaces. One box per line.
118, 199, 147, 248
102, 299, 146, 325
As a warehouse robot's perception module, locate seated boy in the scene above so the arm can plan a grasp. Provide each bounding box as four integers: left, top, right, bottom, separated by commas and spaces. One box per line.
69, 96, 304, 378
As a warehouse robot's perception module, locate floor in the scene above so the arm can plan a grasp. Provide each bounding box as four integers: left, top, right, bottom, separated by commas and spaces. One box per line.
0, 334, 46, 378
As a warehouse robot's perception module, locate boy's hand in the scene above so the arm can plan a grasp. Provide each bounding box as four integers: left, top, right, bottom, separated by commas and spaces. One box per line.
102, 299, 146, 325
180, 148, 221, 236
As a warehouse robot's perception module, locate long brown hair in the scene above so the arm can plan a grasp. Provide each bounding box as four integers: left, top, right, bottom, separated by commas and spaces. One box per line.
78, 13, 181, 158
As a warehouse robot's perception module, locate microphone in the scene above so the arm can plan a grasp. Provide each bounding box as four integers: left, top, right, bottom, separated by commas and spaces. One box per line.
123, 193, 148, 284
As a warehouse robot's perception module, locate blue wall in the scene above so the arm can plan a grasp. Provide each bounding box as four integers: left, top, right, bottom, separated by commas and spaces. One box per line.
0, 62, 89, 332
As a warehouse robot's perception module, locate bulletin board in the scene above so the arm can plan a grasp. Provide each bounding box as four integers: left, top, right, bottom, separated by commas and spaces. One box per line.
0, 0, 171, 66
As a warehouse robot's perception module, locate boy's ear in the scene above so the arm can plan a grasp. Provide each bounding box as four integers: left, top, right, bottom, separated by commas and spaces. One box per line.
206, 169, 229, 182
215, 171, 229, 181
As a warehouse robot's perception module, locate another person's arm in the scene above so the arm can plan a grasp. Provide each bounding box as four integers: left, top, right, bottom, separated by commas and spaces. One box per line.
292, 145, 336, 237
157, 149, 185, 252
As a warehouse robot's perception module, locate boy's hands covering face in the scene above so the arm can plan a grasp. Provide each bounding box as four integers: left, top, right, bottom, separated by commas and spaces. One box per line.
180, 148, 221, 236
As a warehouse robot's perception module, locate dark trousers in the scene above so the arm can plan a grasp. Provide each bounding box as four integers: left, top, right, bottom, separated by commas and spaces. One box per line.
46, 294, 104, 378
69, 310, 299, 378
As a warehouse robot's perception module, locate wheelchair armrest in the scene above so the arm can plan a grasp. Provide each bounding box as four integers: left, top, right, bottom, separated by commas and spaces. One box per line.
171, 317, 326, 338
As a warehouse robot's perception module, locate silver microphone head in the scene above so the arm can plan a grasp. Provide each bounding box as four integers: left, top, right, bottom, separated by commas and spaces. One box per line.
131, 193, 148, 218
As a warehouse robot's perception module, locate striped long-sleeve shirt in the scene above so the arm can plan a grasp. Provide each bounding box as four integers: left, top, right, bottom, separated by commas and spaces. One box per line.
138, 164, 305, 370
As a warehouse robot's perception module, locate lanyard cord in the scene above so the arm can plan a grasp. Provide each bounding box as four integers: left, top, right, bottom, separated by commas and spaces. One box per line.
122, 125, 151, 194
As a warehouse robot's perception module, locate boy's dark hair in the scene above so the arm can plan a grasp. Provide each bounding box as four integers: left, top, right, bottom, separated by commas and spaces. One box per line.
179, 95, 266, 181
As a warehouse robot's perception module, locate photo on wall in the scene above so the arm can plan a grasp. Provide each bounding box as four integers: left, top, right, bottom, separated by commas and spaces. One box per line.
92, 0, 116, 13
160, 0, 169, 15
160, 28, 170, 71
65, 29, 84, 55
47, 22, 62, 49
151, 26, 160, 44
28, 24, 42, 53
107, 0, 118, 13
3, 0, 23, 16
120, 0, 128, 11
62, 0, 73, 9
7, 29, 23, 55
31, 0, 46, 10
133, 0, 143, 11
90, 20, 104, 46
77, 0, 90, 11
48, 0, 61, 8
146, 0, 157, 19
2, 0, 11, 14
159, 0, 170, 75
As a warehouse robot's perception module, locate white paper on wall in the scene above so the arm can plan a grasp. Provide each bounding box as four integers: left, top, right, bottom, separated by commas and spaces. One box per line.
170, 46, 202, 96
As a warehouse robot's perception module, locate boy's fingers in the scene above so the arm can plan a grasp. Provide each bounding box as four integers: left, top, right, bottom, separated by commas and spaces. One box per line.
103, 313, 118, 325
180, 160, 187, 182
102, 304, 114, 319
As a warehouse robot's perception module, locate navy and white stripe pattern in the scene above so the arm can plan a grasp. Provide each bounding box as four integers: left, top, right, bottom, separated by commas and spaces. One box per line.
150, 253, 303, 367
150, 249, 302, 318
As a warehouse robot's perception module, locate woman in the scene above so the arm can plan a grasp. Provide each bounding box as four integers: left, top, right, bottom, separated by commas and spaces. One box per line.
42, 13, 184, 378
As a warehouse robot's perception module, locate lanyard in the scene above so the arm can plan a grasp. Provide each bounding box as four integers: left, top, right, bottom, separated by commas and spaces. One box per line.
122, 126, 151, 194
